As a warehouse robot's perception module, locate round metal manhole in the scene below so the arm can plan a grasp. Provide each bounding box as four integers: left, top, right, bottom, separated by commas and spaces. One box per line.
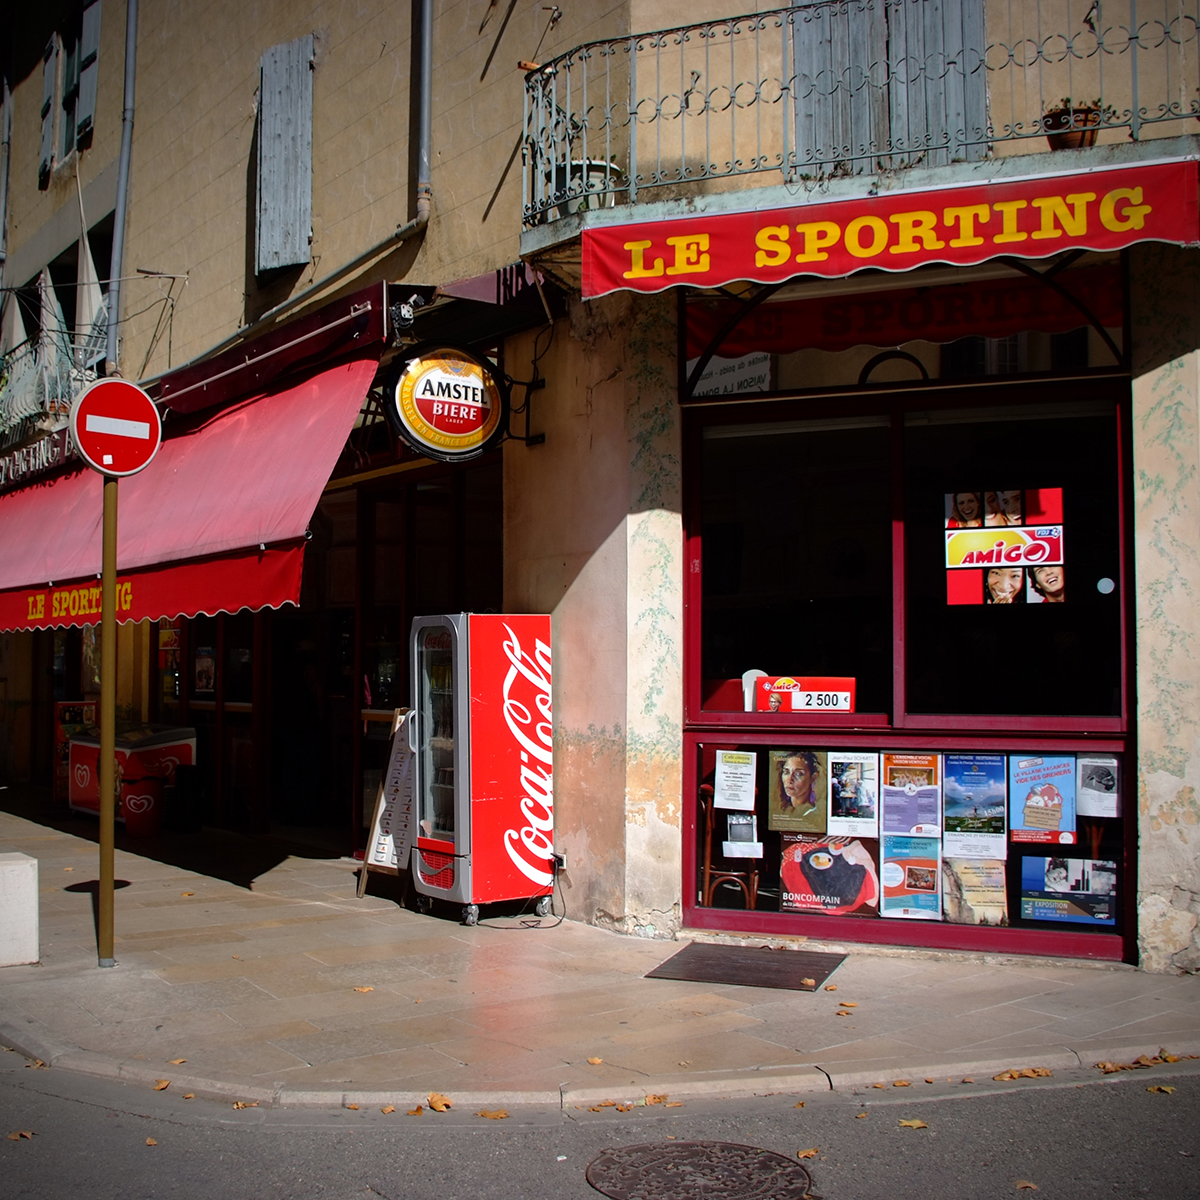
585, 1140, 815, 1200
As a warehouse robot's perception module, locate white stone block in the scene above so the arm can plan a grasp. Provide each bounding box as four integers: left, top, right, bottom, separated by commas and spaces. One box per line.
0, 853, 39, 966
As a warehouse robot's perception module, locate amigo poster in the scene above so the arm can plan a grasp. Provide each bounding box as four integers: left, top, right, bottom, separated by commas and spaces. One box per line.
881, 753, 941, 836
1020, 857, 1117, 925
1077, 755, 1120, 819
768, 749, 828, 833
1009, 754, 1076, 844
828, 751, 879, 838
780, 834, 879, 917
942, 859, 1008, 926
942, 753, 1007, 858
881, 835, 942, 920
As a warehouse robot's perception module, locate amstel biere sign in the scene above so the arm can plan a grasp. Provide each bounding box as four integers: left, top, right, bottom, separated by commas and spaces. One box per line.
385, 344, 507, 462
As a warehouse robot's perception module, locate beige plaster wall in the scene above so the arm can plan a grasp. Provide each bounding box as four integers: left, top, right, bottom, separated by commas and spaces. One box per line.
504, 291, 683, 936
1129, 243, 1200, 973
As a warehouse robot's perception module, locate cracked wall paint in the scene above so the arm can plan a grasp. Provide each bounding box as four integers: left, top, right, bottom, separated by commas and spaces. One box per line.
1131, 243, 1200, 973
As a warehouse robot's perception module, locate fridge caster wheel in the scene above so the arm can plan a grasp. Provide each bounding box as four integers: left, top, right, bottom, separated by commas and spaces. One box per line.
462, 904, 479, 926
415, 894, 432, 915
534, 896, 552, 918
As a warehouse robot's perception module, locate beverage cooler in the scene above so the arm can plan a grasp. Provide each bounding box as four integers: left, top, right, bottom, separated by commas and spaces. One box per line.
409, 613, 555, 924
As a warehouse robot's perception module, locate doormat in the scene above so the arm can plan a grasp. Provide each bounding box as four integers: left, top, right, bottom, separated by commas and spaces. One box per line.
645, 942, 845, 992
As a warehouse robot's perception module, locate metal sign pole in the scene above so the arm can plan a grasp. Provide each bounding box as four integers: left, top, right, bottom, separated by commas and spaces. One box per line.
98, 475, 118, 967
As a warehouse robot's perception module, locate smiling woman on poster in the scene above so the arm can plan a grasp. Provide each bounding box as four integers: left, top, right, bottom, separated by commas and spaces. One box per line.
985, 566, 1026, 604
947, 492, 983, 527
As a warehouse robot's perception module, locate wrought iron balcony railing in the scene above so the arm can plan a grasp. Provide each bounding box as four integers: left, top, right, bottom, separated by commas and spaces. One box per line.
522, 0, 1200, 226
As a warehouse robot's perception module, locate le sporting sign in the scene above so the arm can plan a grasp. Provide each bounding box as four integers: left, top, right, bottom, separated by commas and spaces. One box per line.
582, 160, 1199, 299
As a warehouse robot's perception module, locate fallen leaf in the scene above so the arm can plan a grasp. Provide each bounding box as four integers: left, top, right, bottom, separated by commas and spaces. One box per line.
145, 1138, 157, 1146
7, 1131, 34, 1140
824, 984, 838, 991
63, 867, 73, 871
588, 1106, 602, 1112
1015, 1182, 1039, 1191
154, 1080, 170, 1091
925, 1078, 935, 1084
231, 1101, 259, 1110
797, 1148, 819, 1160
180, 892, 194, 897
231, 955, 240, 960
855, 1112, 867, 1119
899, 1119, 928, 1129
381, 1105, 395, 1114
25, 1059, 47, 1070
872, 1083, 886, 1089
353, 986, 374, 993
345, 1103, 359, 1110
645, 1094, 668, 1106
428, 1092, 452, 1112
962, 1077, 976, 1084
678, 1061, 691, 1067
477, 1109, 509, 1119
182, 1094, 194, 1100
794, 1101, 806, 1109
893, 1080, 911, 1087
587, 1057, 603, 1065
994, 1067, 1054, 1081
838, 1001, 858, 1008
616, 1104, 634, 1112
1148, 1085, 1176, 1094
406, 1106, 423, 1116
665, 1101, 684, 1108
167, 1058, 186, 1066
836, 1010, 851, 1017
801, 978, 816, 988
594, 1099, 615, 1108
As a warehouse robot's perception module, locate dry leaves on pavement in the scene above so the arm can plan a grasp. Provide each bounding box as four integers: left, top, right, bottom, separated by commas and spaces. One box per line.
838, 1001, 858, 1008
1147, 1085, 1177, 1094
1015, 1182, 1039, 1191
353, 986, 374, 993
167, 1058, 186, 1065
796, 1148, 819, 1159
616, 1104, 634, 1112
645, 1094, 668, 1106
893, 1080, 911, 1087
994, 1067, 1053, 1081
406, 1106, 423, 1116
182, 1094, 194, 1100
7, 1131, 34, 1140
25, 1059, 47, 1070
180, 892, 194, 897
665, 1101, 684, 1108
801, 978, 816, 988
824, 984, 837, 991
793, 1101, 806, 1109
587, 1057, 603, 1065
381, 1105, 395, 1114
232, 1101, 259, 1110
145, 1138, 157, 1146
1096, 1048, 1198, 1074
477, 1110, 509, 1119
898, 1119, 928, 1129
345, 1104, 359, 1110
428, 1092, 452, 1112
153, 1080, 170, 1091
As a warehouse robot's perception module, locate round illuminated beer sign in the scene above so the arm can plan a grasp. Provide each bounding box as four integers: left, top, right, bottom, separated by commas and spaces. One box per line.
385, 345, 506, 462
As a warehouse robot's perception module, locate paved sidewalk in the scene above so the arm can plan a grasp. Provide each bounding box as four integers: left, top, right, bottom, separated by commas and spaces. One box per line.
3, 808, 1200, 1109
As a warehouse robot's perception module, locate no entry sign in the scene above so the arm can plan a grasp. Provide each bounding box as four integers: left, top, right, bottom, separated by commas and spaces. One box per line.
70, 379, 162, 476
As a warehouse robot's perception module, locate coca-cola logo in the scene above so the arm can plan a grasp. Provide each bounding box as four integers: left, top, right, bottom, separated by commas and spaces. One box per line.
500, 623, 554, 889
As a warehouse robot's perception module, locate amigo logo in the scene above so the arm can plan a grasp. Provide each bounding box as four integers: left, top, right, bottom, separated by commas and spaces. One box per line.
945, 526, 1063, 569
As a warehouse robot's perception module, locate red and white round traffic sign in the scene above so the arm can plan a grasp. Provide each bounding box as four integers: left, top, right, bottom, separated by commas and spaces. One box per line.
69, 379, 163, 477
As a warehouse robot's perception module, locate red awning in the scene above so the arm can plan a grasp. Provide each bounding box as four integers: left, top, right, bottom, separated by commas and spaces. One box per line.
0, 354, 377, 631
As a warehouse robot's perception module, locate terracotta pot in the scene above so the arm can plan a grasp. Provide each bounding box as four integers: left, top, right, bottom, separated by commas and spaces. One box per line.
1045, 107, 1101, 150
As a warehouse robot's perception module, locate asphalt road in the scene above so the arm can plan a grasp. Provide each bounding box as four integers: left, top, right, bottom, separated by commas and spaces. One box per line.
2, 1047, 1199, 1199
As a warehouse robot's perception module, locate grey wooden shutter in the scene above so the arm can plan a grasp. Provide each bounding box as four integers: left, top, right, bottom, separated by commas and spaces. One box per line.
256, 35, 313, 274
39, 39, 57, 185
886, 0, 987, 167
77, 0, 102, 144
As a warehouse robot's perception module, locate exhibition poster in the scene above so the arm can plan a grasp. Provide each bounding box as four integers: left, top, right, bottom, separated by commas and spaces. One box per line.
943, 753, 1007, 858
1077, 755, 1120, 819
880, 835, 942, 920
881, 753, 941, 836
1019, 857, 1117, 925
713, 749, 756, 811
942, 859, 1008, 926
1010, 754, 1077, 844
828, 751, 880, 839
780, 834, 880, 917
768, 749, 828, 833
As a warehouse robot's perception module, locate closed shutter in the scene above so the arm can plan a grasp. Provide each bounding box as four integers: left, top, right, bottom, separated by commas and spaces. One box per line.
39, 39, 57, 185
77, 0, 102, 144
791, 1, 887, 177
256, 35, 313, 274
887, 0, 987, 167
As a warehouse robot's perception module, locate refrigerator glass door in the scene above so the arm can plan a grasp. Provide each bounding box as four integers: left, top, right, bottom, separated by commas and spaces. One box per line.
416, 624, 456, 841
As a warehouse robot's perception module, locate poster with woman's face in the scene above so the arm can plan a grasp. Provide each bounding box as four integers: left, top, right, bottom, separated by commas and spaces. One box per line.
768, 750, 828, 833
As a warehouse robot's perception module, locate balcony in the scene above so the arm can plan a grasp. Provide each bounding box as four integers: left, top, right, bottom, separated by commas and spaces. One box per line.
522, 0, 1200, 227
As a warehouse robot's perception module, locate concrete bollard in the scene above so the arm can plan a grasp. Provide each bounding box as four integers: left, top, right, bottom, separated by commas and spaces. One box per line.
0, 853, 39, 966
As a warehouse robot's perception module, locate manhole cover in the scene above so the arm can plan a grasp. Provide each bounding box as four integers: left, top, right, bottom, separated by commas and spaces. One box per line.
585, 1140, 814, 1200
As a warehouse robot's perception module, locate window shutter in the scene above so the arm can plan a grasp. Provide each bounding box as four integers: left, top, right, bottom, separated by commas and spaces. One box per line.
40, 39, 57, 185
77, 0, 102, 144
256, 35, 313, 274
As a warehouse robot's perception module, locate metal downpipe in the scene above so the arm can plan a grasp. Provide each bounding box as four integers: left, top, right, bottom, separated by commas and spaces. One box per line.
105, 0, 138, 374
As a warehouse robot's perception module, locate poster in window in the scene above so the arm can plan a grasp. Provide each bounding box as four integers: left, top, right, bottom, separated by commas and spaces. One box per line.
942, 859, 1008, 926
713, 749, 757, 811
828, 751, 879, 839
723, 813, 762, 859
1019, 857, 1116, 925
881, 753, 941, 836
768, 749, 827, 833
1009, 754, 1076, 844
1077, 755, 1120, 819
942, 753, 1007, 858
194, 647, 215, 694
780, 834, 879, 916
880, 835, 942, 920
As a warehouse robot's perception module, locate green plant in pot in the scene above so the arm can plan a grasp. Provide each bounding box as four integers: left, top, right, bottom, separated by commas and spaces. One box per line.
1043, 98, 1115, 149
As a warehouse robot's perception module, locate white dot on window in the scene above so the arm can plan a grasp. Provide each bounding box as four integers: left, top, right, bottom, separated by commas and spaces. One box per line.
1097, 577, 1115, 594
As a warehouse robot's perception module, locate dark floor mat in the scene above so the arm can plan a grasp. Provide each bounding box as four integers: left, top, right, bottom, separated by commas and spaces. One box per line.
645, 942, 845, 991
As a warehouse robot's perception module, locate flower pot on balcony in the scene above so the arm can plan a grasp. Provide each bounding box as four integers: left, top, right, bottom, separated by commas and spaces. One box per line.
1044, 107, 1101, 150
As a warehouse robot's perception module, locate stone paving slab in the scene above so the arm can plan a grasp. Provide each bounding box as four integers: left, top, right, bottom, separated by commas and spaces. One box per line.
4, 808, 1200, 1109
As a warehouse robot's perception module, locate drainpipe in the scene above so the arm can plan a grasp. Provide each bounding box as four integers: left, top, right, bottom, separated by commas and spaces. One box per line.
0, 76, 12, 296
105, 0, 138, 375
145, 0, 434, 376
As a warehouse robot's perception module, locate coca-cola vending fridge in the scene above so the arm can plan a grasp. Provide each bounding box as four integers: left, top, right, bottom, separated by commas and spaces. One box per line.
409, 613, 555, 924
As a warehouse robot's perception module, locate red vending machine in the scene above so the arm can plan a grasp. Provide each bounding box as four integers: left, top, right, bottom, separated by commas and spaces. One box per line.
409, 613, 554, 924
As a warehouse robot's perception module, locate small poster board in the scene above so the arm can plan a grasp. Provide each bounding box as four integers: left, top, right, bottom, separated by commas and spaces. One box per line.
358, 709, 416, 897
